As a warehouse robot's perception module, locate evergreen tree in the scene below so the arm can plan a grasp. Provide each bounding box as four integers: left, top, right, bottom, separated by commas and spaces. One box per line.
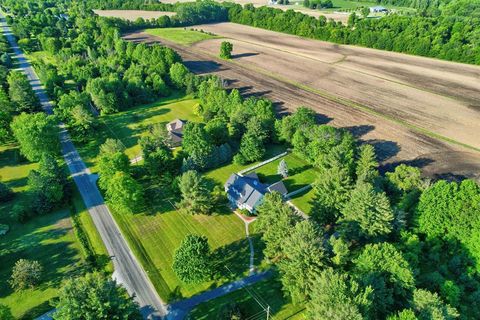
356, 144, 379, 184
178, 170, 212, 215
277, 159, 288, 178
172, 234, 212, 284
9, 259, 43, 291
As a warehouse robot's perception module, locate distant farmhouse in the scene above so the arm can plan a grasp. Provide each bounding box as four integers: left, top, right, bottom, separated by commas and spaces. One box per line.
166, 119, 187, 147
224, 172, 288, 213
370, 6, 388, 13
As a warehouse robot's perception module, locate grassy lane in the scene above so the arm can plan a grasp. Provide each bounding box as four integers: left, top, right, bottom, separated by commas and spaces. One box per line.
144, 28, 221, 46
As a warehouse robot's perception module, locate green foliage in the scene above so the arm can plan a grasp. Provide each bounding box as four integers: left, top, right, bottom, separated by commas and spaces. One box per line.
329, 235, 350, 266
311, 164, 353, 225
105, 171, 144, 214
9, 259, 43, 291
276, 106, 316, 143
98, 151, 130, 190
386, 164, 424, 193
7, 71, 40, 113
411, 289, 459, 320
178, 170, 213, 215
306, 268, 373, 319
0, 181, 14, 202
339, 182, 394, 241
277, 159, 288, 178
140, 134, 175, 178
172, 234, 213, 284
182, 122, 215, 170
10, 112, 59, 161
354, 242, 415, 318
55, 91, 91, 123
255, 192, 299, 259
100, 138, 126, 155
70, 105, 97, 140
356, 144, 379, 184
28, 154, 69, 215
53, 272, 142, 320
388, 309, 418, 320
0, 304, 14, 320
169, 62, 190, 89
278, 220, 326, 303
220, 41, 233, 59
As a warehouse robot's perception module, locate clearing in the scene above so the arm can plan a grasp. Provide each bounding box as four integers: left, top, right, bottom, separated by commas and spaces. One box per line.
144, 28, 221, 46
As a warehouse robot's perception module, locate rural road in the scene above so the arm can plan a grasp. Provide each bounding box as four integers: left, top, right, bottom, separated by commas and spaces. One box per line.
0, 15, 167, 319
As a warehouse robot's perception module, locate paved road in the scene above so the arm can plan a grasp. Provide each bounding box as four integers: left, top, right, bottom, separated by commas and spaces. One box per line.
0, 15, 167, 319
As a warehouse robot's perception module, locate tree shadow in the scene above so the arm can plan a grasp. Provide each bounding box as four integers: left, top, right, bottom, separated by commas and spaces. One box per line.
211, 238, 251, 281
363, 139, 400, 162
184, 60, 226, 74
343, 124, 375, 139
232, 52, 259, 59
380, 157, 434, 175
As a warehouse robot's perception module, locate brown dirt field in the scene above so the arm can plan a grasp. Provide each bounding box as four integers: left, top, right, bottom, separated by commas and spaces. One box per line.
123, 31, 480, 181
190, 23, 480, 151
93, 10, 177, 21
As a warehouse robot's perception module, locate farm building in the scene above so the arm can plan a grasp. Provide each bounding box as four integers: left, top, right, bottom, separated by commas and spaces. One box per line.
166, 119, 187, 147
224, 172, 288, 213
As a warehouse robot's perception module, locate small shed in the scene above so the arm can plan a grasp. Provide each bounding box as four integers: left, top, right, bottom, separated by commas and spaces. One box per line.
370, 6, 388, 13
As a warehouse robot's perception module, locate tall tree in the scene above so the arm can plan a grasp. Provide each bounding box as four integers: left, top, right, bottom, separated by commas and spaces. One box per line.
354, 243, 415, 318
172, 234, 212, 284
278, 220, 326, 303
0, 304, 14, 320
306, 268, 373, 320
98, 151, 130, 191
255, 192, 299, 259
220, 41, 233, 59
53, 272, 142, 320
356, 144, 379, 184
106, 171, 144, 214
7, 71, 40, 113
177, 170, 212, 215
386, 164, 424, 194
339, 182, 394, 241
10, 112, 59, 161
411, 289, 458, 320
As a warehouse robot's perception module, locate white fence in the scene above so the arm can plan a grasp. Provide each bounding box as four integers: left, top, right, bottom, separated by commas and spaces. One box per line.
238, 151, 288, 176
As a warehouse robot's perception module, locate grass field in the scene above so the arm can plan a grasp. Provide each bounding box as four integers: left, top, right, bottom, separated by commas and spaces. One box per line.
77, 93, 201, 171
144, 28, 221, 46
188, 276, 305, 319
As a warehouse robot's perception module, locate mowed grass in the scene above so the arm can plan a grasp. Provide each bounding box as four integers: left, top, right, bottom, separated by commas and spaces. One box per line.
0, 145, 84, 318
113, 204, 249, 301
297, 0, 414, 11
247, 152, 318, 192
188, 276, 305, 320
144, 27, 221, 46
77, 93, 201, 171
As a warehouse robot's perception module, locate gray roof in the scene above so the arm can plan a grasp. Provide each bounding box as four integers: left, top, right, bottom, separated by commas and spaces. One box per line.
225, 173, 267, 209
166, 119, 186, 135
267, 181, 288, 196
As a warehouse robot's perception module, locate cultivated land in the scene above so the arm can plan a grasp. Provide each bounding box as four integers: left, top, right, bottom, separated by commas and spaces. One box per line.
124, 27, 480, 182
93, 9, 177, 21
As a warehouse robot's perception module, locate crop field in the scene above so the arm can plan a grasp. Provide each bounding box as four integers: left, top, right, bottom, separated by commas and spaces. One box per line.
124, 26, 480, 182
93, 9, 177, 21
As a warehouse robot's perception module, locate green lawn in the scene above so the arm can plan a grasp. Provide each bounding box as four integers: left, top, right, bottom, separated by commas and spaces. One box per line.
113, 204, 250, 301
76, 93, 201, 172
144, 28, 221, 46
290, 0, 415, 12
290, 187, 316, 215
246, 152, 318, 192
188, 276, 305, 320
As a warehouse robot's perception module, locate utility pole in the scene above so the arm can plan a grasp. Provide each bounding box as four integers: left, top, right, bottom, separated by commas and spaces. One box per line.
266, 306, 270, 320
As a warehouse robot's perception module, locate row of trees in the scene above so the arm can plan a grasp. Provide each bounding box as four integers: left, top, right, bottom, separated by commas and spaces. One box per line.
227, 1, 480, 65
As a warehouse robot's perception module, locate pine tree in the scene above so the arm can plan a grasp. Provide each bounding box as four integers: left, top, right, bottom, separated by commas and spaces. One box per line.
277, 159, 289, 178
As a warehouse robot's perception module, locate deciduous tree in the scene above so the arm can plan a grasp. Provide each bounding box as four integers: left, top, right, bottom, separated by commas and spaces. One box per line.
106, 171, 144, 214
9, 259, 43, 291
178, 170, 212, 214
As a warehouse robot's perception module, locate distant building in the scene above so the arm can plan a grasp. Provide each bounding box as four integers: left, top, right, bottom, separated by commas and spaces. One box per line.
166, 119, 187, 147
224, 172, 288, 213
370, 6, 388, 13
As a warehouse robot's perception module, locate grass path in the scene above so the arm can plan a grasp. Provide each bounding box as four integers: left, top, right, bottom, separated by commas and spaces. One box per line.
144, 28, 221, 46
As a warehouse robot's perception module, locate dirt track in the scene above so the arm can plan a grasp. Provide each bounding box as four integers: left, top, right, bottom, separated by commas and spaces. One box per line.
123, 31, 480, 181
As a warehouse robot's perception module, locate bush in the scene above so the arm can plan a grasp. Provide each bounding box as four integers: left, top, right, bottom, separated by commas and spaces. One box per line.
0, 182, 13, 202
